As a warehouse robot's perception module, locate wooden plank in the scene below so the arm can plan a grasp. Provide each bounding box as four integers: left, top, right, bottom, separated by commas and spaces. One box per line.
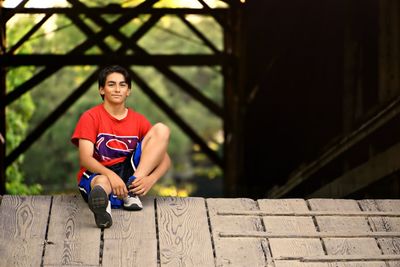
157, 197, 214, 267
0, 195, 51, 267
207, 198, 267, 267
274, 261, 328, 267
3, 7, 229, 15
218, 211, 400, 217
276, 259, 386, 267
102, 197, 157, 267
219, 231, 400, 238
308, 199, 384, 266
258, 199, 325, 260
0, 54, 228, 66
358, 199, 400, 266
43, 195, 101, 266
278, 255, 400, 261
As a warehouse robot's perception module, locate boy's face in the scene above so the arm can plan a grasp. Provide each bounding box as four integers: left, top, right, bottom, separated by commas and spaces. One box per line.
99, 72, 131, 104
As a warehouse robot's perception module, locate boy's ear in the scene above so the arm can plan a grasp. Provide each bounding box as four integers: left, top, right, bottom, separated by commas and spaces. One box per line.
99, 87, 104, 96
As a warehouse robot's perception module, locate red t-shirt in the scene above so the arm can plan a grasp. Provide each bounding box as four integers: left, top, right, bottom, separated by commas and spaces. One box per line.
71, 104, 152, 182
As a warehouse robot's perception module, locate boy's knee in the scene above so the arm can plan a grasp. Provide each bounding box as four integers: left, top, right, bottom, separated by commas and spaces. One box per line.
91, 175, 110, 189
153, 123, 170, 140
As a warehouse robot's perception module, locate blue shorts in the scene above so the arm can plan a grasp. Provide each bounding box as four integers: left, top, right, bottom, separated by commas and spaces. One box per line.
78, 142, 142, 209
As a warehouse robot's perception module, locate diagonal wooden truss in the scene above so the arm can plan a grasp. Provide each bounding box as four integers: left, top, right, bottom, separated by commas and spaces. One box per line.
0, 0, 245, 195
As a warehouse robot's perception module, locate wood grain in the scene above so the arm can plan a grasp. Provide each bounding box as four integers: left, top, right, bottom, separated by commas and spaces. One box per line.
258, 199, 325, 261
208, 198, 267, 267
43, 195, 101, 266
0, 195, 51, 267
309, 198, 385, 266
157, 197, 214, 267
359, 199, 400, 266
1, 195, 399, 266
102, 197, 157, 267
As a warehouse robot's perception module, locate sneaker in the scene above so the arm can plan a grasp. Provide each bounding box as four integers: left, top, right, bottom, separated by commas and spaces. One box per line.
123, 176, 143, 211
88, 186, 113, 228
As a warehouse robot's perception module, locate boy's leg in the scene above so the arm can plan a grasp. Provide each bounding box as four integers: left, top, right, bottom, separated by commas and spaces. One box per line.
133, 122, 170, 178
123, 123, 169, 208
88, 175, 113, 228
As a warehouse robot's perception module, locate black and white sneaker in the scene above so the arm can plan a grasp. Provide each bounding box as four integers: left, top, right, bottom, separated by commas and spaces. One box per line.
123, 192, 143, 210
88, 186, 112, 228
123, 176, 143, 211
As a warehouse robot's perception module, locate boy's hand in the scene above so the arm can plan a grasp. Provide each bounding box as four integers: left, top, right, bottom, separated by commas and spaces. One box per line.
129, 176, 156, 196
108, 172, 128, 198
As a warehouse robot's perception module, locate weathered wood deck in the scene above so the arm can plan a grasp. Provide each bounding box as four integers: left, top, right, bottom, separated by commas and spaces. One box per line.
1, 195, 400, 267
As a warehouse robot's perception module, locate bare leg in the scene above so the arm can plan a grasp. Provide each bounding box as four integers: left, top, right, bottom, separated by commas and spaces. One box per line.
134, 122, 170, 178
90, 175, 112, 195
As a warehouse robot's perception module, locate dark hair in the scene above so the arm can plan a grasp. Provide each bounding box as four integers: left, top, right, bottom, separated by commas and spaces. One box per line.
98, 65, 132, 100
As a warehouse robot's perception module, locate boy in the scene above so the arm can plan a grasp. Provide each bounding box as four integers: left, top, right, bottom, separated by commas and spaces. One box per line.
71, 65, 171, 228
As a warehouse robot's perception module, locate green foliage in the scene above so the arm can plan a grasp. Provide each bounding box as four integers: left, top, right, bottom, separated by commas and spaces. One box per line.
6, 162, 42, 195
6, 66, 42, 194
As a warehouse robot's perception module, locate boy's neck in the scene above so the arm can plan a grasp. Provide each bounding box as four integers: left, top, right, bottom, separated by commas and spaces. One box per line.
103, 102, 127, 119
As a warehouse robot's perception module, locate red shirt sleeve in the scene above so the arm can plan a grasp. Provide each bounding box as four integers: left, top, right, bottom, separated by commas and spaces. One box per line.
71, 111, 98, 146
139, 114, 152, 140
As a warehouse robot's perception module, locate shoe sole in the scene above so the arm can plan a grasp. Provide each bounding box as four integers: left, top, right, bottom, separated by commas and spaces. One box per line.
88, 186, 112, 228
123, 203, 143, 211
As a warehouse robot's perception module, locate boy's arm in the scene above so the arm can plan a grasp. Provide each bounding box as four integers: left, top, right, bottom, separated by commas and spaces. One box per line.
131, 153, 171, 196
79, 139, 128, 198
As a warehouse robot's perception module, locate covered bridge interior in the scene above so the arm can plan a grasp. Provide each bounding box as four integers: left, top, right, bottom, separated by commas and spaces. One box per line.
1, 0, 399, 199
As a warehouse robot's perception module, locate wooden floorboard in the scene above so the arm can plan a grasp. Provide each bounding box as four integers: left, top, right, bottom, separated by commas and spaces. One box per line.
157, 197, 214, 267
43, 195, 101, 266
102, 197, 157, 267
0, 195, 51, 267
0, 195, 400, 266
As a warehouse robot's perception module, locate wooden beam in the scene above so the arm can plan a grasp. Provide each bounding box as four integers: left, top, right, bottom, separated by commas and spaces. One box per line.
4, 6, 160, 166
65, 1, 222, 167
5, 69, 100, 167
3, 1, 230, 188
3, 0, 29, 21
178, 14, 220, 54
308, 141, 400, 198
0, 54, 229, 66
66, 2, 220, 166
3, 11, 138, 108
69, 1, 220, 167
129, 69, 223, 168
223, 4, 245, 196
72, 1, 224, 118
197, 0, 228, 30
7, 14, 52, 54
267, 96, 400, 198
66, 14, 112, 53
131, 45, 224, 118
3, 7, 228, 16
